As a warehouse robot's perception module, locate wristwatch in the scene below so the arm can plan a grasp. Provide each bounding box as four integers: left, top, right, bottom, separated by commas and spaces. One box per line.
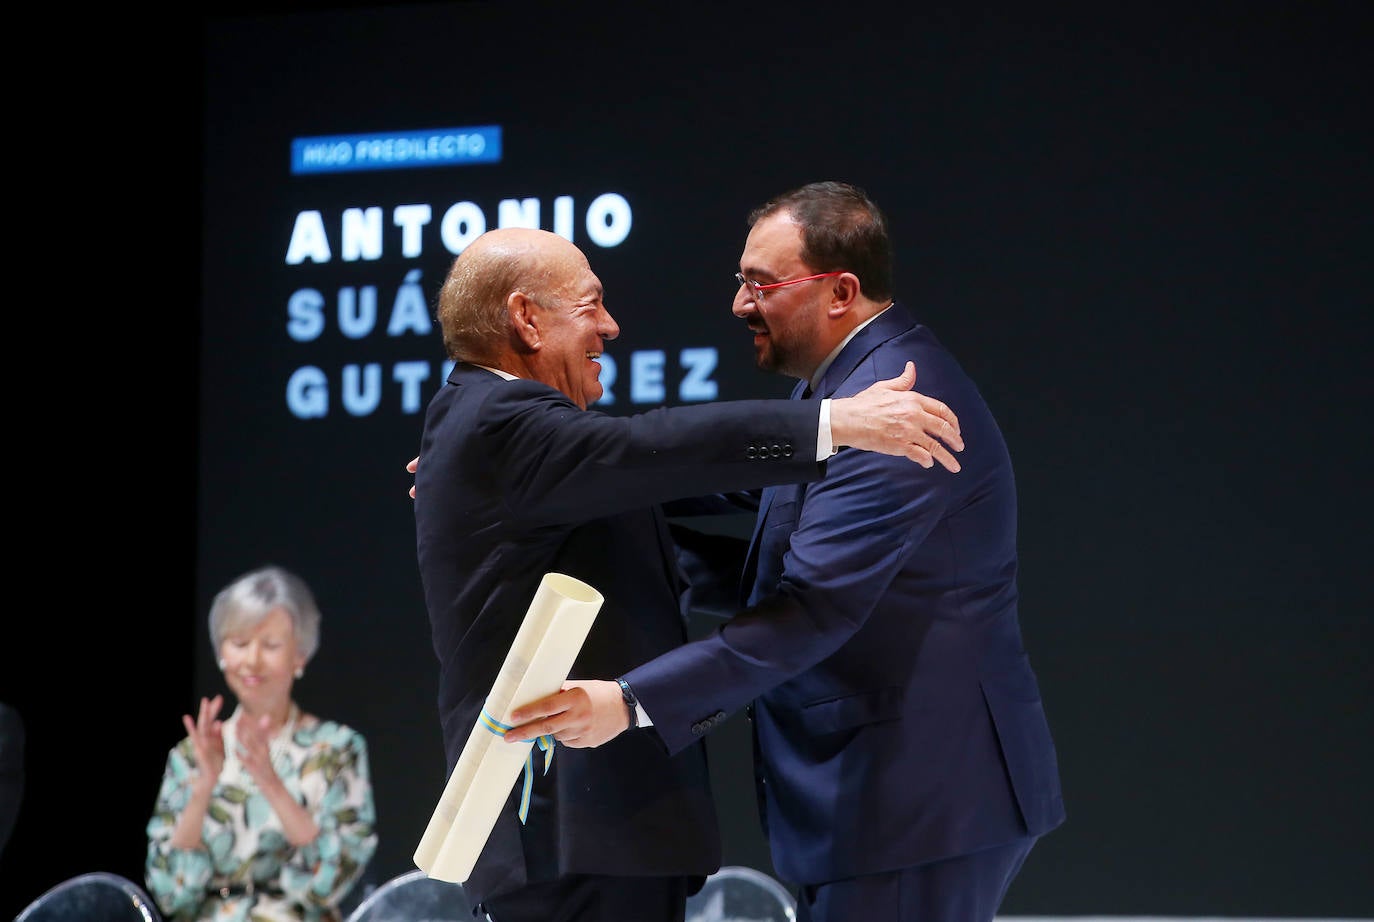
616, 678, 639, 729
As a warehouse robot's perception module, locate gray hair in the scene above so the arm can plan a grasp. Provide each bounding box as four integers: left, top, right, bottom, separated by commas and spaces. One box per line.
207, 565, 322, 664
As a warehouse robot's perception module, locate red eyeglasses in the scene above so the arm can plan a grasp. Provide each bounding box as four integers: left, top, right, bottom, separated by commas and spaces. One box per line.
735, 271, 845, 302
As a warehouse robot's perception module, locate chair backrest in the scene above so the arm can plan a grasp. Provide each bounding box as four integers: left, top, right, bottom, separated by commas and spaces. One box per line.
15, 871, 162, 922
344, 868, 481, 922
685, 865, 797, 922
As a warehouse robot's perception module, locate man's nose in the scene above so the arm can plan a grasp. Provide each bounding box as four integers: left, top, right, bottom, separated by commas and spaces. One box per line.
599, 310, 620, 341
732, 290, 755, 317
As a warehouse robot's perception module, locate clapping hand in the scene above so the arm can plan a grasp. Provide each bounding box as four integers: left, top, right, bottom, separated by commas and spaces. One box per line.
182, 694, 226, 790
234, 712, 280, 786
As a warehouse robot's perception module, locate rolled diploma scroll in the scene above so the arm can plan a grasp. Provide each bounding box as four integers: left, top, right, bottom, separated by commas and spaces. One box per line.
414, 572, 605, 883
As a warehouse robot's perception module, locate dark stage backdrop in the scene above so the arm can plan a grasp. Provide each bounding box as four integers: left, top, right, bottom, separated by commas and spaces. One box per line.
3, 1, 1370, 919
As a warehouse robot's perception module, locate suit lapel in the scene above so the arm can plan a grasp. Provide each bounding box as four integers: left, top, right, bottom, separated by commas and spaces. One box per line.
738, 306, 920, 606
810, 302, 919, 399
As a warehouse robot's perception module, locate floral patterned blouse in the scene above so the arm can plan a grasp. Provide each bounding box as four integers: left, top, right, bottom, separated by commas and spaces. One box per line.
145, 707, 379, 922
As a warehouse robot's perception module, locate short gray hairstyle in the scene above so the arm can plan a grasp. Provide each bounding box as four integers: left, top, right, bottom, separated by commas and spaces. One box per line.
207, 565, 322, 664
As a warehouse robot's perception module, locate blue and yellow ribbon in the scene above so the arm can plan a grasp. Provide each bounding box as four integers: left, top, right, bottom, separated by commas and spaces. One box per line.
480, 707, 555, 824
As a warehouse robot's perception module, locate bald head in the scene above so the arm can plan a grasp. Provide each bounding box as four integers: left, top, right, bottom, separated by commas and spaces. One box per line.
436, 228, 591, 364
435, 228, 619, 408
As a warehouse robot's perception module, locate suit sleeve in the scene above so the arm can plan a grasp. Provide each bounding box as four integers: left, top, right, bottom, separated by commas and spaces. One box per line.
475, 380, 825, 523
626, 442, 959, 755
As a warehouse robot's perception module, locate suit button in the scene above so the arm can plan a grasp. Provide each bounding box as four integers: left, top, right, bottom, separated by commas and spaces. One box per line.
745, 446, 757, 460
783, 443, 793, 457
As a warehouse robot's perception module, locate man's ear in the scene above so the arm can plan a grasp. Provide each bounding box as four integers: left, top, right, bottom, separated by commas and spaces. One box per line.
508, 291, 542, 349
827, 272, 861, 317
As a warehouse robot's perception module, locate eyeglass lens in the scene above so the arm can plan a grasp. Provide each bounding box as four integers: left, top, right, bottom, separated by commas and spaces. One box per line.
735, 273, 762, 300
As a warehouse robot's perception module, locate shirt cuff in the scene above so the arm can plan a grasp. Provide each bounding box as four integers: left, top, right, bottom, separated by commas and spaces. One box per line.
816, 398, 835, 458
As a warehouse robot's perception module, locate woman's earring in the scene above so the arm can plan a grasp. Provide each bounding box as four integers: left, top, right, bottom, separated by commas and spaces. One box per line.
294, 667, 304, 679
217, 658, 227, 671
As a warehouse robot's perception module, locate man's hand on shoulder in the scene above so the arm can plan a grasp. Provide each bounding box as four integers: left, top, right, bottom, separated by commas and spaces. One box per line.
829, 361, 964, 471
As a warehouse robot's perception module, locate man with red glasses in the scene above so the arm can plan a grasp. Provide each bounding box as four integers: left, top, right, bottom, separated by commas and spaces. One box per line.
508, 181, 1065, 922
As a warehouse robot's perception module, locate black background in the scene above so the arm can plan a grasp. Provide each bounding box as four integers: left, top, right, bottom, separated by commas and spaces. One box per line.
4, 1, 1371, 919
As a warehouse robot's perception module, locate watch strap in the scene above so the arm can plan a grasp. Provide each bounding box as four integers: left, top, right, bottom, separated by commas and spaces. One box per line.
615, 678, 639, 729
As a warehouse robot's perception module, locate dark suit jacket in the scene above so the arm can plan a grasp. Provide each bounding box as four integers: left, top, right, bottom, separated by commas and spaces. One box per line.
626, 303, 1066, 886
413, 364, 825, 905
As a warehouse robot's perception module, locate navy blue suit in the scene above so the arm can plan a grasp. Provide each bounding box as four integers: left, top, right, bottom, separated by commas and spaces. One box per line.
413, 365, 827, 911
625, 303, 1065, 909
